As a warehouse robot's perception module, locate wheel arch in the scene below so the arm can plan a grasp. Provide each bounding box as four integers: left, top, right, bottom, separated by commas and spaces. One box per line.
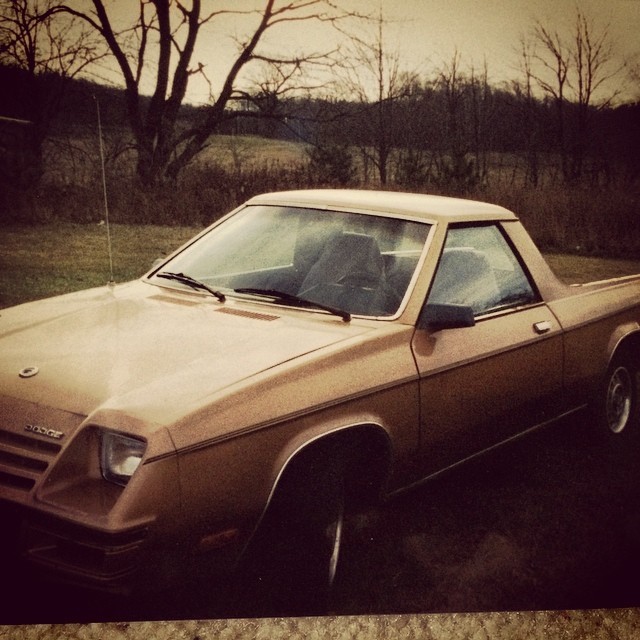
271, 422, 394, 509
607, 323, 640, 368
238, 422, 393, 566
597, 323, 640, 437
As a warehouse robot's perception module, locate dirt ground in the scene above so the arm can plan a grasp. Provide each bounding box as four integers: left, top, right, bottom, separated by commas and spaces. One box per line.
2, 410, 639, 626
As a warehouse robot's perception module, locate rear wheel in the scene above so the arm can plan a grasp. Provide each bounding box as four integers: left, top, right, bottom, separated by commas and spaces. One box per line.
599, 352, 639, 436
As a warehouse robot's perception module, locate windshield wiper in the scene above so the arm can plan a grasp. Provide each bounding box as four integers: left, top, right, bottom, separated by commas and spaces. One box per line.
234, 287, 351, 323
157, 272, 226, 302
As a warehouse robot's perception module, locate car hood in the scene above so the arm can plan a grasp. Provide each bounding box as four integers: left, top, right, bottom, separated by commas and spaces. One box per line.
0, 281, 375, 427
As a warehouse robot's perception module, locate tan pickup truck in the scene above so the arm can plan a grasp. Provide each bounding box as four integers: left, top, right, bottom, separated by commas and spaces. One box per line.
1, 189, 639, 612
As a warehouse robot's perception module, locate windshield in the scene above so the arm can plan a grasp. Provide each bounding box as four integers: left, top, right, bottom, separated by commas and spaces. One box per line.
150, 205, 431, 317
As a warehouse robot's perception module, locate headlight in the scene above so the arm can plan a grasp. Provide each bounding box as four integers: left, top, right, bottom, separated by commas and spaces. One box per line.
100, 431, 146, 486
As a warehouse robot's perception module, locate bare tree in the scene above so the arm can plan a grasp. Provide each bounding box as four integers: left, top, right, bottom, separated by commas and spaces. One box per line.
570, 9, 622, 180
0, 0, 104, 186
531, 9, 622, 182
468, 60, 493, 185
629, 54, 640, 101
512, 37, 542, 186
434, 50, 465, 185
432, 50, 492, 190
49, 0, 361, 186
531, 20, 570, 180
336, 8, 416, 185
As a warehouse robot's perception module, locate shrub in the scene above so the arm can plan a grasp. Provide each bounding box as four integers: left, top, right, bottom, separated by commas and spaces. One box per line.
394, 149, 431, 189
306, 143, 355, 186
1, 135, 638, 259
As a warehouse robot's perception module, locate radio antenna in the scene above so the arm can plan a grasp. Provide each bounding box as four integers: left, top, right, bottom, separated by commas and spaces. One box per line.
94, 95, 115, 286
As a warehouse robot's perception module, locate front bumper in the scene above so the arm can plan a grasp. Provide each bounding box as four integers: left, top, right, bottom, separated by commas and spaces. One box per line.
1, 501, 148, 595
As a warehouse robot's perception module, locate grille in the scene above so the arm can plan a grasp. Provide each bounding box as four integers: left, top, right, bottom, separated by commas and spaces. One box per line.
0, 428, 62, 492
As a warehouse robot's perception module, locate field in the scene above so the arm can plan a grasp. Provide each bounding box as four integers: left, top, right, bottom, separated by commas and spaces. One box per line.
4, 131, 640, 259
0, 223, 199, 308
1, 222, 640, 310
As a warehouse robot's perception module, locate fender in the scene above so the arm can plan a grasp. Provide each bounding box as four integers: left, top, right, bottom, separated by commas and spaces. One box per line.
244, 421, 392, 552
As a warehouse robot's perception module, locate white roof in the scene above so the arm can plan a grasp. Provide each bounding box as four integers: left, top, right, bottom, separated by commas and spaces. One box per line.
247, 189, 517, 223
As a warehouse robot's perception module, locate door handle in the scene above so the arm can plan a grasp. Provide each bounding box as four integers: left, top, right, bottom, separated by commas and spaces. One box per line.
533, 321, 552, 334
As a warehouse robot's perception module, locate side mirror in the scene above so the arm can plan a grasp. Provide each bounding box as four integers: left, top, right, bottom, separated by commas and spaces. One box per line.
417, 303, 475, 331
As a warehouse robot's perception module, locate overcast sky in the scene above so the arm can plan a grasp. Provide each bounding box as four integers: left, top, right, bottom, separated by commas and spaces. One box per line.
190, 0, 639, 103
379, 0, 639, 84
102, 0, 639, 104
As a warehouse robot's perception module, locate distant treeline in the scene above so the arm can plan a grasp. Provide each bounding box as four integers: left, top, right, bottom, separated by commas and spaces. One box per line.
2, 63, 639, 188
1, 64, 639, 259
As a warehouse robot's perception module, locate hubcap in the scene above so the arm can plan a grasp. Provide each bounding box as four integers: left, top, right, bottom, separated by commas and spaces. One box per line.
326, 512, 344, 586
606, 366, 633, 434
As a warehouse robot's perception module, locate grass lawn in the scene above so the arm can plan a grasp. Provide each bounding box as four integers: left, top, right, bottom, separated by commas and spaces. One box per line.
1, 223, 639, 309
0, 223, 200, 309
544, 254, 640, 284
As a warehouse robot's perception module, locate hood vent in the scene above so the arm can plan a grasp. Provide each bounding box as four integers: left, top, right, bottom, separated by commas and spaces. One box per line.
215, 307, 279, 322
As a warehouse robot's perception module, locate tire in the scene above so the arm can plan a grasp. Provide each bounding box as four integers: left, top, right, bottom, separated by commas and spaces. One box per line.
236, 452, 346, 616
599, 352, 639, 436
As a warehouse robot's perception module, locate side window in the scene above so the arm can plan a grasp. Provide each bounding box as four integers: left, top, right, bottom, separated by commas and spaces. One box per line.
427, 225, 539, 316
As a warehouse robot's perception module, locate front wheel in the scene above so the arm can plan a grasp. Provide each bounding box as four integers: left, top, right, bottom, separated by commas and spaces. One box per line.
236, 454, 346, 616
599, 352, 639, 436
